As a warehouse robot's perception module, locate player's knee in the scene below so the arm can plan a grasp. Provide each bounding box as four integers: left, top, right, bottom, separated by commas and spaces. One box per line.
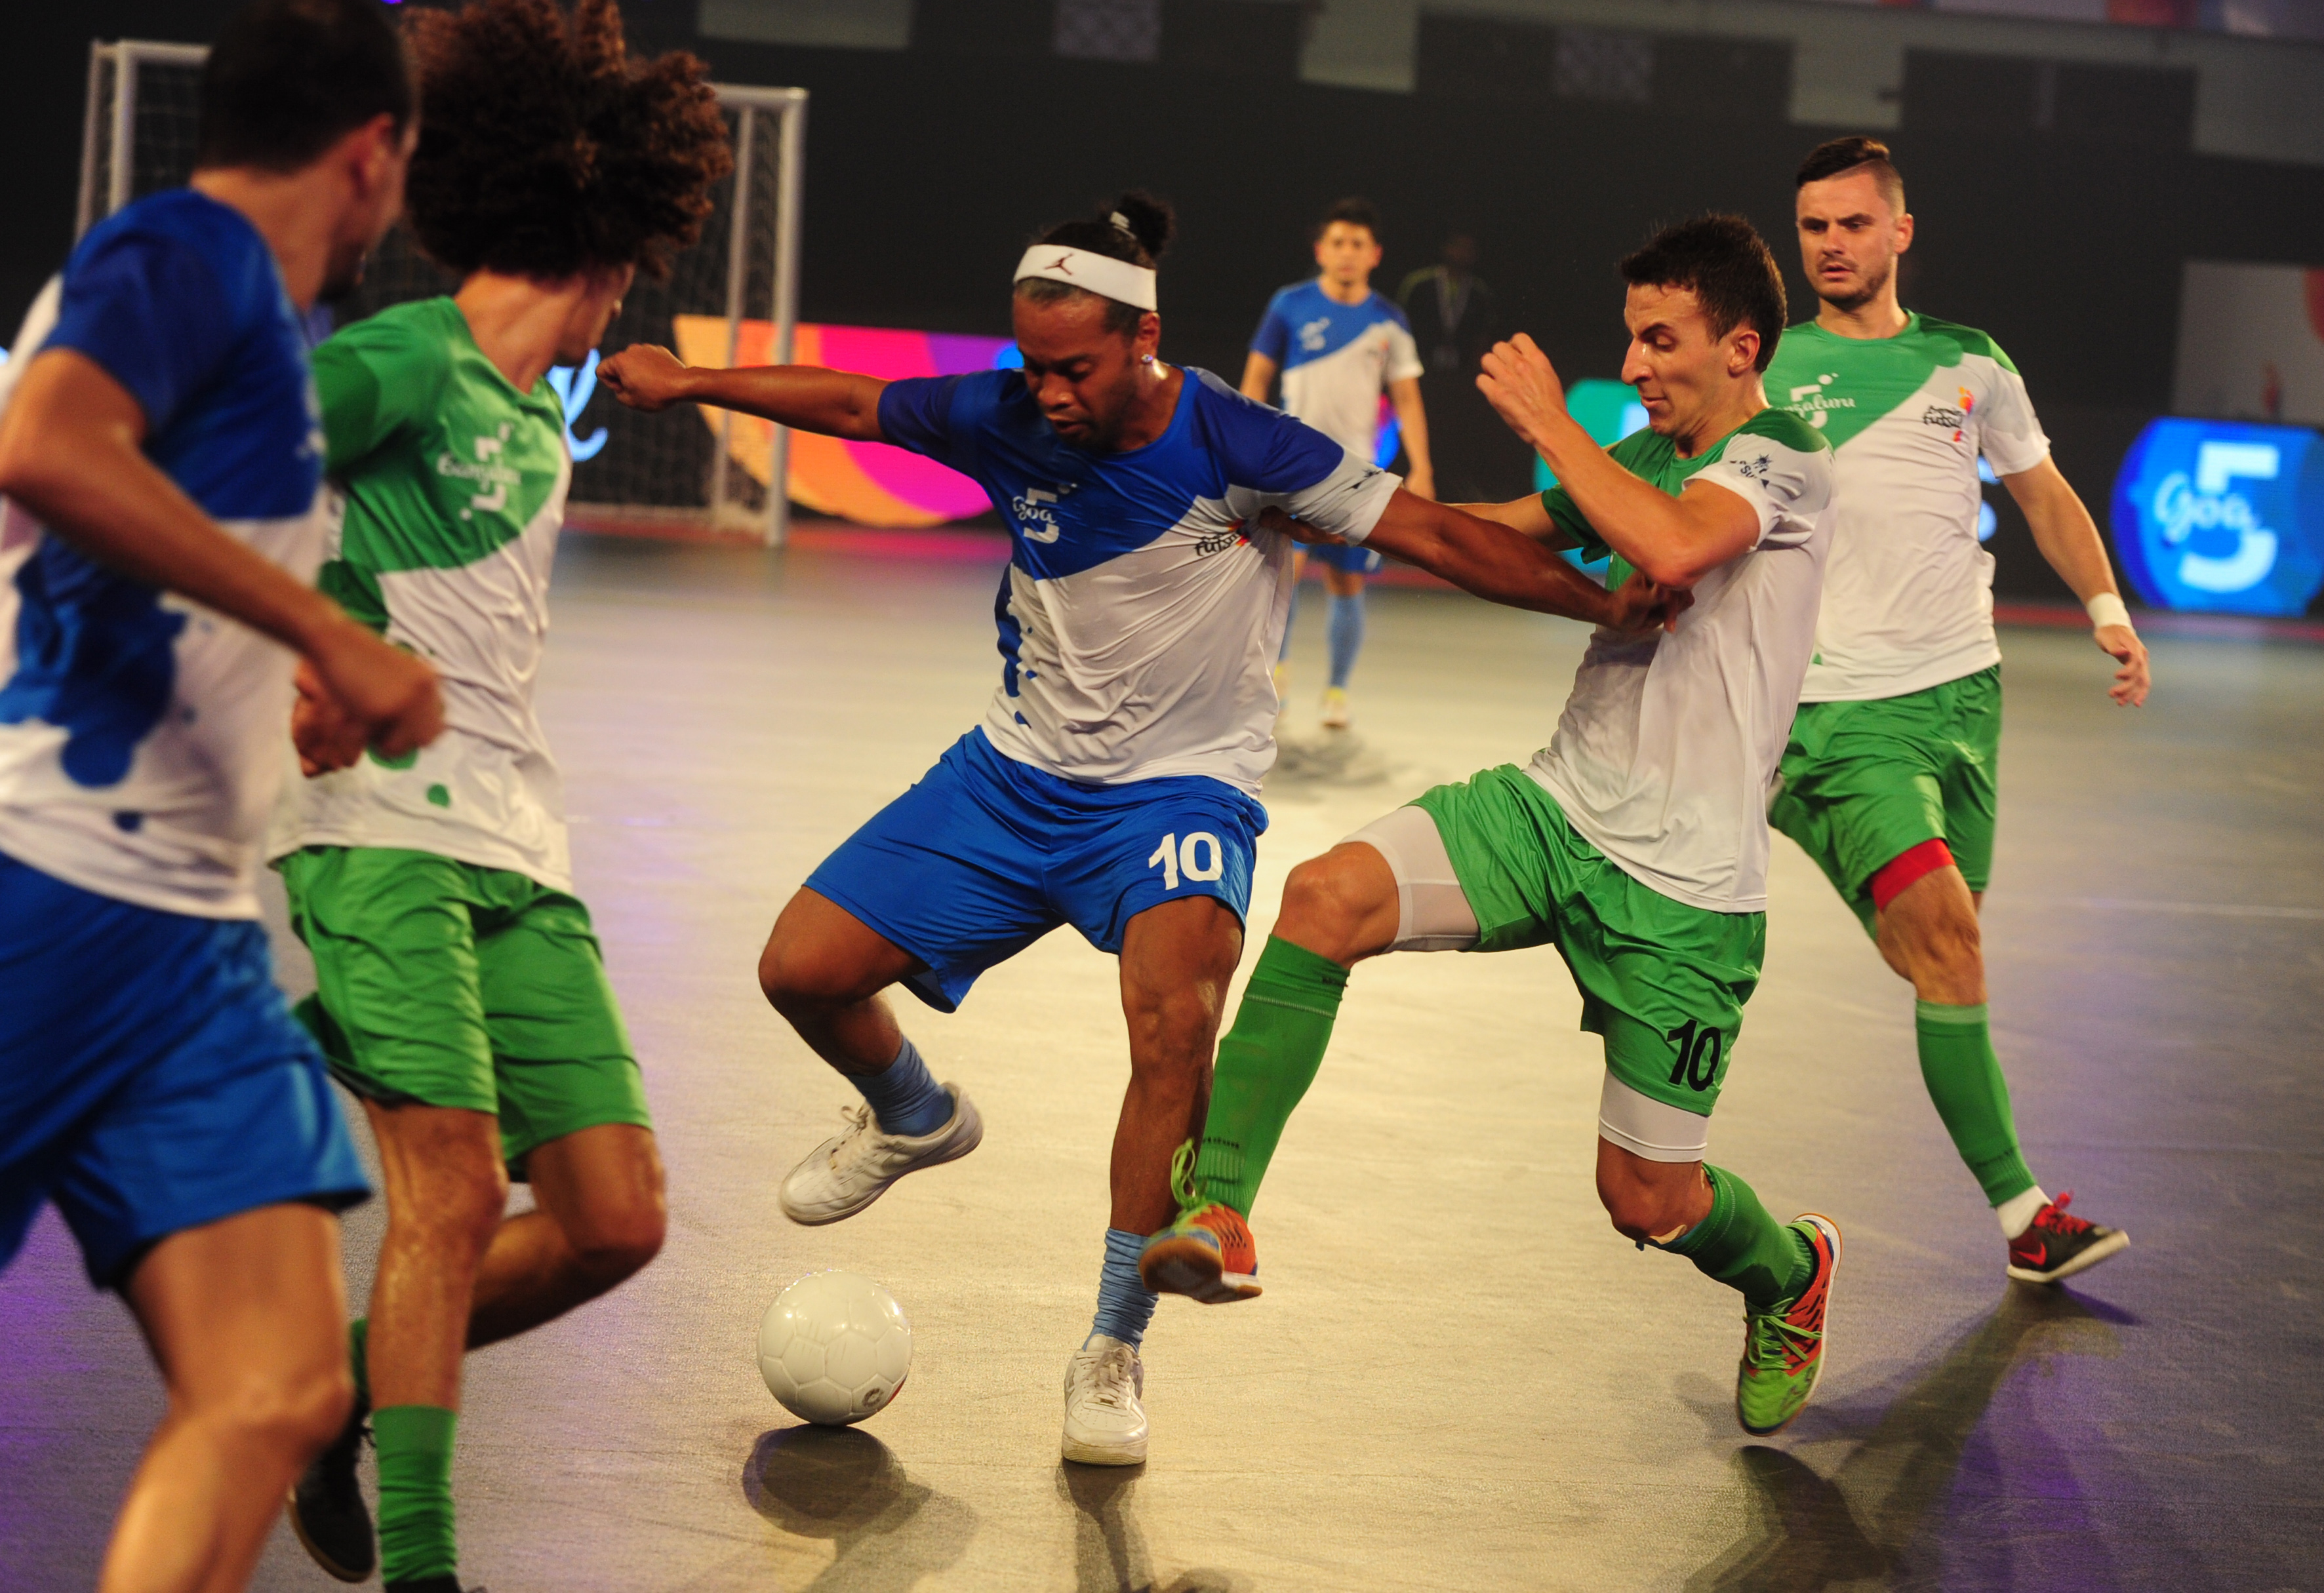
193, 1358, 355, 1461
1596, 1163, 1693, 1243
758, 932, 870, 1017
403, 1156, 508, 1255
1276, 853, 1375, 957
569, 1192, 667, 1289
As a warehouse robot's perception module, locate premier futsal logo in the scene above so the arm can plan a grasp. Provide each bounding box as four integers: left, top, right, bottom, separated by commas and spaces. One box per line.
1923, 386, 1975, 441
1786, 373, 1854, 428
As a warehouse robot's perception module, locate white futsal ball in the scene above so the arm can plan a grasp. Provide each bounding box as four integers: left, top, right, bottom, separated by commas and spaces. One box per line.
756, 1270, 913, 1426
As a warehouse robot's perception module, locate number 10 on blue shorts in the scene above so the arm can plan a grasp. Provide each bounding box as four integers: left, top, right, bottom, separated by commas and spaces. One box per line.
804, 728, 1268, 1013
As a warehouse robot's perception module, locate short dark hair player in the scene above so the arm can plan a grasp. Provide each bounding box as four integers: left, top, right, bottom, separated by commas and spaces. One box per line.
1765, 137, 2144, 1285
0, 3, 440, 1589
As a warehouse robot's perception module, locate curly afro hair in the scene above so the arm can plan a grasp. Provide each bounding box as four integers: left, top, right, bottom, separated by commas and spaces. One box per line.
403, 0, 732, 281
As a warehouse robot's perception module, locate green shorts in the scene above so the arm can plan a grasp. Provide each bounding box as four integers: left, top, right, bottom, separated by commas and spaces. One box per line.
1769, 665, 2000, 936
1409, 766, 1763, 1119
279, 846, 650, 1172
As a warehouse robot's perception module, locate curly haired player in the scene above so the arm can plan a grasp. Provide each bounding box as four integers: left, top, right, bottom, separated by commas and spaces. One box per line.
275, 5, 730, 1588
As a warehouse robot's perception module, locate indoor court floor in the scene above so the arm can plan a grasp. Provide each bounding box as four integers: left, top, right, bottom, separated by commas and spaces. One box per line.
4, 531, 2320, 1593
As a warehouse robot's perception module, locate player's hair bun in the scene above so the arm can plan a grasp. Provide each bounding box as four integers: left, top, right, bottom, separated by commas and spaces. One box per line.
1110, 191, 1174, 263
1035, 189, 1174, 270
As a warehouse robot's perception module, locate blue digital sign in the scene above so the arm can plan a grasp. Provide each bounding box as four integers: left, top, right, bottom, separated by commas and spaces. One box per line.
2112, 419, 2324, 616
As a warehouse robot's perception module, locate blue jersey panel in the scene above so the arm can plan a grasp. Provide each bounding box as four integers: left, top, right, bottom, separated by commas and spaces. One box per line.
0, 854, 367, 1288
803, 728, 1266, 1012
1258, 281, 1414, 372
46, 190, 323, 522
877, 367, 1345, 581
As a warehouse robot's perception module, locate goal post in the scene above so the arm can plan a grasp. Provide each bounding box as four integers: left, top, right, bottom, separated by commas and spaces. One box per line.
75, 39, 807, 546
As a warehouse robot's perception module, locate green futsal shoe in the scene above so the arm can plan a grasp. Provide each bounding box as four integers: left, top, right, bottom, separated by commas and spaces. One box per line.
1734, 1213, 1842, 1438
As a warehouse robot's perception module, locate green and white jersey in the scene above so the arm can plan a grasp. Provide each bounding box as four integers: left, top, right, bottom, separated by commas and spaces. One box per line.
1766, 314, 2051, 703
269, 297, 576, 890
1529, 408, 1833, 914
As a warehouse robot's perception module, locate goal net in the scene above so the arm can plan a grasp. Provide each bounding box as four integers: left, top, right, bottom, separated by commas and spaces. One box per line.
77, 40, 806, 543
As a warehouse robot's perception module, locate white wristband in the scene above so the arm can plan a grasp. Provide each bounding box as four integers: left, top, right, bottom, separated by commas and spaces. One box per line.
2085, 592, 2133, 631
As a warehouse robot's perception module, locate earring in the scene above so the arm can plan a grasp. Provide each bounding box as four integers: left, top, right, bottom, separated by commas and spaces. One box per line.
1140, 353, 1155, 364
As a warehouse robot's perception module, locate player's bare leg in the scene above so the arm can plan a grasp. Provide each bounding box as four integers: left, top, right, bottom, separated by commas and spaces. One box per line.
1066, 895, 1244, 1465
108, 1204, 353, 1593
465, 1124, 666, 1348
1875, 861, 2125, 1280
1319, 564, 1368, 728
761, 889, 984, 1225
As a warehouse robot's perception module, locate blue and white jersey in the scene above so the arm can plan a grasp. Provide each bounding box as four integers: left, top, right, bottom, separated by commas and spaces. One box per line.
1250, 281, 1424, 457
0, 189, 329, 919
877, 366, 1397, 793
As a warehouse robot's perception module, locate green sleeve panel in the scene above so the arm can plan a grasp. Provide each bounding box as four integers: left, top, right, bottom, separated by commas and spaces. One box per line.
1720, 405, 1831, 458
313, 307, 451, 474
1912, 314, 2018, 375
1538, 429, 1670, 564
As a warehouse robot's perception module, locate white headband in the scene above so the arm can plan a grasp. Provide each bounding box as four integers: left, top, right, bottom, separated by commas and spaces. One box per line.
1013, 245, 1157, 313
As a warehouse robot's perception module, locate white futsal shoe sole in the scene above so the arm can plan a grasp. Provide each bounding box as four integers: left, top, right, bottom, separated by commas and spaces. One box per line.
777, 1084, 984, 1226
1062, 1335, 1148, 1466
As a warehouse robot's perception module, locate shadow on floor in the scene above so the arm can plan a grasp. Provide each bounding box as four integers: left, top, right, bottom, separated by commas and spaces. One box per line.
1687, 1284, 2132, 1592
1056, 1463, 1246, 1593
1265, 728, 1399, 791
741, 1425, 977, 1590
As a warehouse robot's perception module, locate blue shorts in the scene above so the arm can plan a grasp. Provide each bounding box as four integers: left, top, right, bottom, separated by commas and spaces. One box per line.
0, 854, 368, 1289
805, 728, 1268, 1012
1306, 541, 1382, 576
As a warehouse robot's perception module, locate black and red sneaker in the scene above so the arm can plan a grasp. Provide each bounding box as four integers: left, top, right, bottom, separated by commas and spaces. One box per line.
2005, 1192, 2129, 1284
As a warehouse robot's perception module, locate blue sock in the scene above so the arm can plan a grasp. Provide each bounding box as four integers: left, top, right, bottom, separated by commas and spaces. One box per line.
1087, 1228, 1158, 1349
852, 1035, 952, 1136
1327, 589, 1364, 688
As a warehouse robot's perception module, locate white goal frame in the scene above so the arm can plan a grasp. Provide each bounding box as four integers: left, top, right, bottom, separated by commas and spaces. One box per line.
77, 40, 807, 545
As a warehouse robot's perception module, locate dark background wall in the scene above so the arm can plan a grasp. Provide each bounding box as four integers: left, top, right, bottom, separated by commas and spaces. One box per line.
9, 2, 2324, 600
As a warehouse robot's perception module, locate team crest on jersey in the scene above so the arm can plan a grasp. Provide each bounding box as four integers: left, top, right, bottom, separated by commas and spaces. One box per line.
1297, 316, 1332, 353
1010, 481, 1079, 543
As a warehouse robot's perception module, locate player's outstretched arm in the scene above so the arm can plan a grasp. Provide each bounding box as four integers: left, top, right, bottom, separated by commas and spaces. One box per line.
2002, 456, 2150, 707
1478, 334, 1755, 587
0, 349, 443, 760
1262, 492, 1683, 631
596, 344, 889, 442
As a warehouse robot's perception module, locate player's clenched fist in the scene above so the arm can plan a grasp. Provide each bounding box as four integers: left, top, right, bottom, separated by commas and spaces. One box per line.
298, 617, 445, 770
1477, 333, 1570, 449
596, 344, 695, 412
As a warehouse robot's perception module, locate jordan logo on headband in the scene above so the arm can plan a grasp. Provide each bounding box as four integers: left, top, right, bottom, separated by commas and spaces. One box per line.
1015, 245, 1157, 312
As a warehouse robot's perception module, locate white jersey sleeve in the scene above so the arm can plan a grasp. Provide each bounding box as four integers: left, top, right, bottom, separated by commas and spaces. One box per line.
1974, 359, 2051, 477
1236, 450, 1399, 546
1690, 435, 1834, 550
1385, 317, 1424, 385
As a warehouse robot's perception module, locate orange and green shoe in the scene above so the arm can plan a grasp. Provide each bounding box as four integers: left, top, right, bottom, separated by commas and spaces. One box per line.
1734, 1213, 1842, 1437
1138, 1142, 1262, 1303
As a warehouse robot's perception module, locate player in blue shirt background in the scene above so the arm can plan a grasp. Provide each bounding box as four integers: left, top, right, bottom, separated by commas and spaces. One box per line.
1244, 197, 1433, 730
600, 191, 1670, 1468
0, 3, 443, 1589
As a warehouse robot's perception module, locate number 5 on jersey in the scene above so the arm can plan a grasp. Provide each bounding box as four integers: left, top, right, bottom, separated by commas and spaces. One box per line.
1148, 832, 1224, 891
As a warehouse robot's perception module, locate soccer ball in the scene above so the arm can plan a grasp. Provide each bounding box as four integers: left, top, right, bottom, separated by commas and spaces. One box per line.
756, 1270, 913, 1426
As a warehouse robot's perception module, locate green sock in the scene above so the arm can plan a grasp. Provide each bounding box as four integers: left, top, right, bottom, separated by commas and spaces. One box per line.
1664, 1166, 1815, 1312
1915, 1000, 2037, 1206
348, 1318, 370, 1409
373, 1404, 458, 1584
1192, 935, 1351, 1217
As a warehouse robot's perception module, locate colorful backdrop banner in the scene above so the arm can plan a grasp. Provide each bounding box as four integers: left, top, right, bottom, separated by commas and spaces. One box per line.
671, 317, 1012, 526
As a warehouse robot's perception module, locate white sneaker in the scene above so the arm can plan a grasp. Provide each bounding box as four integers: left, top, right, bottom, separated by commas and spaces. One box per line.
777, 1084, 984, 1226
1062, 1335, 1148, 1465
1320, 686, 1352, 729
